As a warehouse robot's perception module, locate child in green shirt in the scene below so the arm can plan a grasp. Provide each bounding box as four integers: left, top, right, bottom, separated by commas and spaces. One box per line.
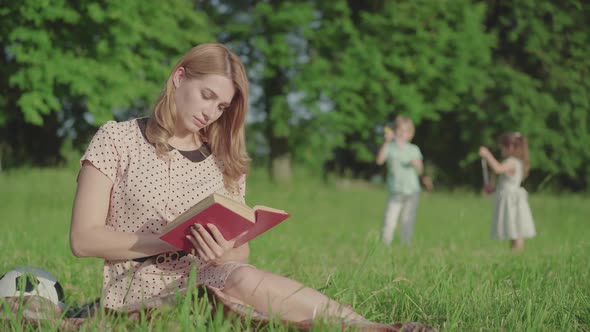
376, 115, 424, 245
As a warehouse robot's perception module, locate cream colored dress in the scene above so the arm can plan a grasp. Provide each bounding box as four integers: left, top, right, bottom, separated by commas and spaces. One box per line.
81, 119, 251, 311
490, 157, 536, 239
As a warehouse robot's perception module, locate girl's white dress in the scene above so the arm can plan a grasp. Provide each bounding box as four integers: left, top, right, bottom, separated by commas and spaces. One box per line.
491, 157, 536, 239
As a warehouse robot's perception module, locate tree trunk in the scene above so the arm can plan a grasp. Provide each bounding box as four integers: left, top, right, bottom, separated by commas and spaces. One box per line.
269, 136, 291, 183
262, 58, 292, 182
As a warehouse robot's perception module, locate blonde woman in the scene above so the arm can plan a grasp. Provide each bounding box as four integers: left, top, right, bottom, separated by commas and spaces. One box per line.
70, 43, 435, 331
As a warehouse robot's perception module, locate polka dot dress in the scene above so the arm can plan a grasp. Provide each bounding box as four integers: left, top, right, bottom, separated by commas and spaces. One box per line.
80, 118, 250, 311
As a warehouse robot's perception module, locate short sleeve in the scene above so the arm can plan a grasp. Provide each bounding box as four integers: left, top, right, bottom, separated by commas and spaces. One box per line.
80, 123, 120, 183
219, 174, 247, 204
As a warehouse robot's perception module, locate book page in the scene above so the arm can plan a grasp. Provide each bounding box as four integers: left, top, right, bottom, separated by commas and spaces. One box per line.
213, 194, 255, 221
253, 205, 286, 214
160, 194, 217, 233
160, 202, 258, 252
161, 193, 256, 234
233, 209, 289, 247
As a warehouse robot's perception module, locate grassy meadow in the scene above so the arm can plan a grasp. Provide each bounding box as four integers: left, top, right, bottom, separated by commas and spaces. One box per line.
1, 167, 589, 331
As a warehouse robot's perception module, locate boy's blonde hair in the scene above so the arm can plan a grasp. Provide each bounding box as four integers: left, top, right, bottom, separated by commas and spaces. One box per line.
394, 115, 415, 139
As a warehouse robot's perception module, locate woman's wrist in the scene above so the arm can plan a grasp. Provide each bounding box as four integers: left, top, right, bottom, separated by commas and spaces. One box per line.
220, 245, 249, 264
146, 235, 178, 254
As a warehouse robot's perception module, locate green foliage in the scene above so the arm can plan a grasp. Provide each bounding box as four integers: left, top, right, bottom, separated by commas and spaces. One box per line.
300, 0, 494, 175
3, 0, 210, 125
1, 0, 589, 190
0, 0, 212, 167
476, 0, 590, 188
204, 0, 316, 180
299, 0, 590, 190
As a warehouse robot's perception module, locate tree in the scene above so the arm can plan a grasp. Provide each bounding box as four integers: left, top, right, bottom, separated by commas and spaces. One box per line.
303, 0, 590, 191
478, 0, 590, 190
301, 0, 494, 181
201, 0, 315, 182
0, 0, 212, 169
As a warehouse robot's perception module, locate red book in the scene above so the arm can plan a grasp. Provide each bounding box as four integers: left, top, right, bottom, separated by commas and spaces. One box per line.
159, 193, 290, 252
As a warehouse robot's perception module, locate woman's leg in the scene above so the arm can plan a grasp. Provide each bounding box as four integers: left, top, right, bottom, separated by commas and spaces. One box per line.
223, 266, 365, 323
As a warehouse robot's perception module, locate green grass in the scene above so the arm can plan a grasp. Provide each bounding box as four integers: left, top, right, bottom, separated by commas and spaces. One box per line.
1, 167, 589, 331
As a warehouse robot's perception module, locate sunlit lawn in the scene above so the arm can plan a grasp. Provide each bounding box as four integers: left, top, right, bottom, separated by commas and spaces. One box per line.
1, 167, 589, 331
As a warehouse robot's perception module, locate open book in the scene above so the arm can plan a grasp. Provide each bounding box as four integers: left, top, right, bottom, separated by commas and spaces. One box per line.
159, 193, 290, 252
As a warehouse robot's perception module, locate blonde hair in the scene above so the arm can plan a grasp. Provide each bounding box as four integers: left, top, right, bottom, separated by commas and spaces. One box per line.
394, 115, 415, 140
499, 132, 530, 177
146, 43, 250, 191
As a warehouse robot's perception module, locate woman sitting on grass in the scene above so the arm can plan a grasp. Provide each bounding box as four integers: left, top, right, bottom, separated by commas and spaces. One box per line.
69, 42, 435, 331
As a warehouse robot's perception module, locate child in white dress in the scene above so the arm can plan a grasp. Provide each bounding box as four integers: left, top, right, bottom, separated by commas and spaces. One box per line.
479, 132, 536, 250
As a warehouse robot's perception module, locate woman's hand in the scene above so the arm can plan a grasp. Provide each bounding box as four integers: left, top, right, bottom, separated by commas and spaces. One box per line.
186, 224, 245, 265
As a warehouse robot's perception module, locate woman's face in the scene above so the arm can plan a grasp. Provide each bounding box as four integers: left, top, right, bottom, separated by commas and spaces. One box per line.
173, 68, 235, 135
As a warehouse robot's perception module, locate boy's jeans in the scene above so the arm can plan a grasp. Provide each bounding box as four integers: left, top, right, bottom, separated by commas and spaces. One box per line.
381, 193, 420, 245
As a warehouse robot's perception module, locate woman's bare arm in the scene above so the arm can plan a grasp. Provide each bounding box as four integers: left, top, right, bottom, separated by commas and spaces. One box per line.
69, 162, 176, 260
70, 161, 250, 262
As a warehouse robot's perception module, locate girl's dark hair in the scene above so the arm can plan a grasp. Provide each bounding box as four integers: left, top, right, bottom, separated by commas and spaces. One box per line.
498, 132, 530, 177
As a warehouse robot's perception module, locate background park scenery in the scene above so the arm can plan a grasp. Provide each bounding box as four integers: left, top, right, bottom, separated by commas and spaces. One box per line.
1, 1, 589, 331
